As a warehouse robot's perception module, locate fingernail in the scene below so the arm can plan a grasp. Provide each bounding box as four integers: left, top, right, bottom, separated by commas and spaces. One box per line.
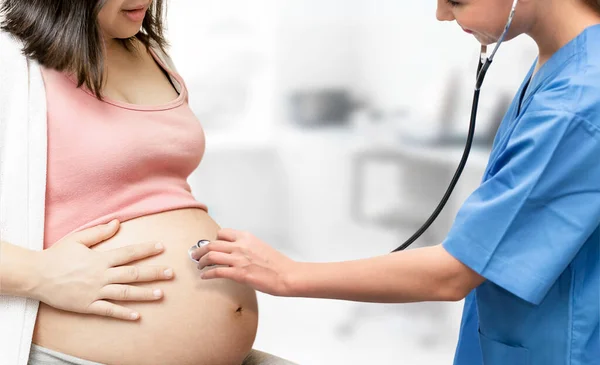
164, 269, 173, 278
155, 243, 164, 250
153, 289, 163, 298
130, 312, 139, 320
199, 272, 205, 279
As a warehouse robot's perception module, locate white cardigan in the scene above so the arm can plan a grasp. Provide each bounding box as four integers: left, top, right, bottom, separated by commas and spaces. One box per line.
0, 30, 181, 365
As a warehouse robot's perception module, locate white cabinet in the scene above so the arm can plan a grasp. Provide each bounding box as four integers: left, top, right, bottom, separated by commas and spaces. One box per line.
350, 139, 491, 247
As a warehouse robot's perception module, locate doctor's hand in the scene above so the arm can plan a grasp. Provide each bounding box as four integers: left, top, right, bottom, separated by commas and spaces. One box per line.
191, 228, 299, 297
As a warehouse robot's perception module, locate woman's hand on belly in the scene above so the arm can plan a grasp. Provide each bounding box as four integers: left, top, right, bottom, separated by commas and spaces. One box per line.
34, 209, 259, 365
31, 219, 174, 320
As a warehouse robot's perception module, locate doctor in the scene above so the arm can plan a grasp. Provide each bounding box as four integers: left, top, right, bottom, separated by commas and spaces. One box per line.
193, 0, 600, 363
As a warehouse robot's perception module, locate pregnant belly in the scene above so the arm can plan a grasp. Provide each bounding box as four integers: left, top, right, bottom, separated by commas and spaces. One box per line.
33, 208, 259, 365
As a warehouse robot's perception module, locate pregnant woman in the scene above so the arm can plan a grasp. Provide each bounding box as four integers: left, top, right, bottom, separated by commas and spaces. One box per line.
0, 1, 275, 364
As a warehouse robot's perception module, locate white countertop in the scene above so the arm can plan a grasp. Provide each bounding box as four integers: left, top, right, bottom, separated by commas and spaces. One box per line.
354, 138, 492, 171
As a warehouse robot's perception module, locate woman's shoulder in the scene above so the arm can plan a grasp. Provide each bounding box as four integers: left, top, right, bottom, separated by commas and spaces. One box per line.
0, 29, 29, 70
148, 39, 178, 74
0, 28, 21, 52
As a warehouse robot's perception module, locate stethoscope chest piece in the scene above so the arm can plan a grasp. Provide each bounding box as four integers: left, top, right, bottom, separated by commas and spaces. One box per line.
188, 240, 210, 263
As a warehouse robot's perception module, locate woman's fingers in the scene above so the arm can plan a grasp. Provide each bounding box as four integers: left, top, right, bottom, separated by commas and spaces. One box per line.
106, 242, 165, 267
86, 300, 141, 321
106, 265, 174, 284
73, 219, 120, 248
98, 284, 164, 302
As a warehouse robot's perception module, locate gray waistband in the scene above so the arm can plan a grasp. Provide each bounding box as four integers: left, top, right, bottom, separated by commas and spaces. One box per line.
29, 345, 298, 365
28, 345, 105, 365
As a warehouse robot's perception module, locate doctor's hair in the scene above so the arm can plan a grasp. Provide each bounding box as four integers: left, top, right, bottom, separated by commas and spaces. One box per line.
0, 0, 168, 99
584, 0, 600, 12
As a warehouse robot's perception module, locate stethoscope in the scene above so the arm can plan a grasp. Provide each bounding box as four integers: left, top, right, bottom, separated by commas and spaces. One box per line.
189, 0, 520, 263
390, 0, 519, 253
189, 240, 210, 263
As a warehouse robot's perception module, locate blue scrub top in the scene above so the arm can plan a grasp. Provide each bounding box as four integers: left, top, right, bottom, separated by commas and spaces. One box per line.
443, 25, 600, 365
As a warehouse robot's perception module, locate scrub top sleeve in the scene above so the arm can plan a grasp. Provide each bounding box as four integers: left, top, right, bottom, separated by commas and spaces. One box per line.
442, 110, 600, 305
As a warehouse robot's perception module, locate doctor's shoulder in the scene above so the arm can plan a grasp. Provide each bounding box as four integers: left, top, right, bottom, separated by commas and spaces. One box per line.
525, 64, 600, 132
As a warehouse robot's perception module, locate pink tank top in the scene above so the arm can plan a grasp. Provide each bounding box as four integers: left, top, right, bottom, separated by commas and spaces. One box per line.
41, 50, 208, 248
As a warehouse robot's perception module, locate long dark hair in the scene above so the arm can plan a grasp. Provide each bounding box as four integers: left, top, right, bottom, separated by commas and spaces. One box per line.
0, 0, 168, 98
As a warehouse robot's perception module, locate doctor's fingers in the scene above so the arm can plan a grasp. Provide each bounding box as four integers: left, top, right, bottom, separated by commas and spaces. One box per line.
197, 251, 247, 270
191, 240, 238, 261
201, 265, 286, 296
217, 228, 248, 242
200, 265, 248, 283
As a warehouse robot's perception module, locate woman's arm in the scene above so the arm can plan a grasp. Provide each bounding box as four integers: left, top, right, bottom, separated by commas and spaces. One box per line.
193, 229, 485, 303
0, 220, 175, 320
0, 241, 40, 297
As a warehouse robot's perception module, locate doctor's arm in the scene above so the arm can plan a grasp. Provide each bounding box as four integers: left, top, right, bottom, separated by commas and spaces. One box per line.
193, 229, 485, 303
285, 244, 484, 302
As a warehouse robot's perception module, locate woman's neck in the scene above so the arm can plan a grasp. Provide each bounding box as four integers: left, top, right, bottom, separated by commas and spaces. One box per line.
102, 35, 144, 66
528, 1, 600, 71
